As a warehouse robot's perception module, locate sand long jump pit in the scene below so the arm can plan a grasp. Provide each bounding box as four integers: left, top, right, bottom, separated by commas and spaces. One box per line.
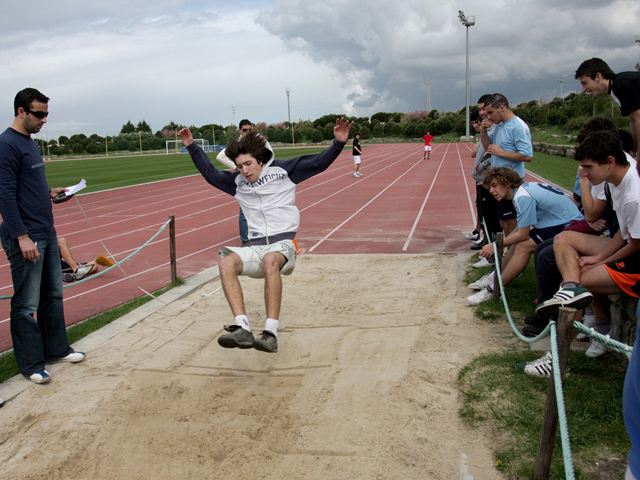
0, 254, 509, 479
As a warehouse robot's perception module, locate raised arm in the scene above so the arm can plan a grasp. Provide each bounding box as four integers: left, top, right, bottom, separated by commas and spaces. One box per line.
334, 117, 354, 142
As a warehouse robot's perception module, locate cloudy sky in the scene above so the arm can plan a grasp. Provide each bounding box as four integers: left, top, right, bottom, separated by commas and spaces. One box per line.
1, 0, 639, 140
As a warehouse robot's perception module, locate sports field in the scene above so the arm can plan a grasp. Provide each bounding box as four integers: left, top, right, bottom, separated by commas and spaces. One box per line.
0, 142, 568, 478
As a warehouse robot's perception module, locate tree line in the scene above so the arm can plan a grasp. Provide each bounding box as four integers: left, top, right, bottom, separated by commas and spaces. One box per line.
42, 93, 627, 156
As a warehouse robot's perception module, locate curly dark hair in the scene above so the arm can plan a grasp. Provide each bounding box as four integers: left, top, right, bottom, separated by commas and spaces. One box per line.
574, 131, 627, 166
575, 117, 618, 145
224, 132, 272, 166
482, 167, 523, 189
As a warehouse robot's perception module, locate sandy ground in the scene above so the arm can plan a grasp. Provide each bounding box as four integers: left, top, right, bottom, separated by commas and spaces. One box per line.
0, 253, 513, 479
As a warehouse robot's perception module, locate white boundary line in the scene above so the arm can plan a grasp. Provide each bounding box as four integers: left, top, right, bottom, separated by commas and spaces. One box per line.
402, 144, 452, 251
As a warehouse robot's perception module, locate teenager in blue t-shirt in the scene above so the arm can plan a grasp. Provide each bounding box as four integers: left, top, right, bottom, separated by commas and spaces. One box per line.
468, 167, 582, 305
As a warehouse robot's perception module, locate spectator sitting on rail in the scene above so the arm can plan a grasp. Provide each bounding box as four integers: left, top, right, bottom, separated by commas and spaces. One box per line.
58, 237, 113, 282
536, 130, 640, 358
522, 118, 622, 340
179, 118, 353, 354
467, 167, 583, 305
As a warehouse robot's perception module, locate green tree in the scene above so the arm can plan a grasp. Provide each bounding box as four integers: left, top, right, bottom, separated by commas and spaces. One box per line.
120, 121, 135, 134
136, 120, 152, 133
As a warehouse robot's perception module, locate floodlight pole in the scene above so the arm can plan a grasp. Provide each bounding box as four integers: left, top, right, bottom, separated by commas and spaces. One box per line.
558, 75, 567, 98
458, 11, 475, 140
286, 88, 295, 146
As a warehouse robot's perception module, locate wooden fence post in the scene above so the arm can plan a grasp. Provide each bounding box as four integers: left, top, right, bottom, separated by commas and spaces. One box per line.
169, 215, 177, 284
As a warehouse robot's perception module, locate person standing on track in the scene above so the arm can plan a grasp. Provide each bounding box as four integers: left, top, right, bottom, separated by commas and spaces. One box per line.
352, 132, 363, 177
217, 119, 273, 246
179, 118, 353, 354
0, 88, 86, 385
422, 131, 434, 160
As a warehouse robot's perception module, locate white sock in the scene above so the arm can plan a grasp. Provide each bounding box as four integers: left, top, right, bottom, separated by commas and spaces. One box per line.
265, 318, 279, 337
488, 271, 495, 282
235, 315, 251, 332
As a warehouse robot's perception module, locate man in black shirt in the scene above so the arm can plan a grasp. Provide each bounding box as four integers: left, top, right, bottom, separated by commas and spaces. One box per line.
575, 58, 640, 154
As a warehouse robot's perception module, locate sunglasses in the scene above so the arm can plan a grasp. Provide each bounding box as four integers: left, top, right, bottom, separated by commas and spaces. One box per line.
25, 108, 49, 119
241, 127, 252, 132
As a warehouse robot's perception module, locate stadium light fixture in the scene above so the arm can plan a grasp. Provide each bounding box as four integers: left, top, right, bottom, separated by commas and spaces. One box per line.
458, 11, 475, 140
558, 75, 567, 99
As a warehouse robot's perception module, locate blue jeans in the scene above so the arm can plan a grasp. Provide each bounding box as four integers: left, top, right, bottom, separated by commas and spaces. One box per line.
239, 208, 249, 244
1, 232, 72, 376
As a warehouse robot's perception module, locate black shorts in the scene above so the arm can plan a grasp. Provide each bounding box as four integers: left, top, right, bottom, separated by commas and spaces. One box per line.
497, 199, 517, 220
529, 224, 567, 245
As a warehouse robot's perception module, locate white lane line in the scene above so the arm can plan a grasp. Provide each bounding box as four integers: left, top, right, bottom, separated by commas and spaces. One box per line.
455, 143, 479, 226
308, 150, 420, 252
402, 144, 452, 251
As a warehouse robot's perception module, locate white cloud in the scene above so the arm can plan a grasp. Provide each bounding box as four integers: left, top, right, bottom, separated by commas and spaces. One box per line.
0, 0, 639, 139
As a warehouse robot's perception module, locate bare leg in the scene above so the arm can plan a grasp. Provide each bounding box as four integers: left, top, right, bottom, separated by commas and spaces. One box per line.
58, 237, 78, 272
553, 232, 611, 284
500, 218, 517, 237
501, 239, 537, 286
262, 252, 287, 319
219, 253, 246, 316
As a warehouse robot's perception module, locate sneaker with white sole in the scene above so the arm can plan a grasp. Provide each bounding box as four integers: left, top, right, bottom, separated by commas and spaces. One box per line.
51, 351, 86, 363
472, 257, 494, 269
73, 265, 92, 281
253, 330, 278, 353
0, 398, 4, 408
468, 271, 495, 290
535, 284, 593, 318
467, 286, 494, 305
586, 340, 608, 358
465, 230, 480, 241
516, 352, 569, 379
29, 369, 51, 384
217, 325, 255, 349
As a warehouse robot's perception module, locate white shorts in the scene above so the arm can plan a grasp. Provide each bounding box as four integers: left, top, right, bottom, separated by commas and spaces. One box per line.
219, 240, 297, 279
424, 146, 432, 152
353, 155, 361, 164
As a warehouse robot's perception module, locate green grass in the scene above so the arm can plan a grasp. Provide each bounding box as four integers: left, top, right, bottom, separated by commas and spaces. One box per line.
526, 151, 579, 191
0, 277, 184, 384
530, 125, 577, 145
462, 256, 629, 479
45, 147, 327, 193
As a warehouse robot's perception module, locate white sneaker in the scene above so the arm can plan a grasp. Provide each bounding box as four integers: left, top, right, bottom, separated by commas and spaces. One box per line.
472, 257, 493, 268
465, 231, 480, 241
0, 398, 4, 408
586, 340, 608, 358
467, 287, 493, 305
74, 265, 92, 281
51, 351, 86, 363
521, 352, 553, 378
468, 271, 495, 290
29, 369, 51, 384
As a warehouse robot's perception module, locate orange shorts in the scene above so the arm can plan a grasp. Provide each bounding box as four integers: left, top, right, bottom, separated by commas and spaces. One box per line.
605, 254, 640, 298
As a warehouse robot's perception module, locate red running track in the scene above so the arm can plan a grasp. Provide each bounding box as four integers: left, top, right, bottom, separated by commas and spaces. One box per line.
0, 142, 522, 353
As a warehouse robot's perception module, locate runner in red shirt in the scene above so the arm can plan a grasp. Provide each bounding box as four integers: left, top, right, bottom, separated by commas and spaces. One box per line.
422, 131, 434, 159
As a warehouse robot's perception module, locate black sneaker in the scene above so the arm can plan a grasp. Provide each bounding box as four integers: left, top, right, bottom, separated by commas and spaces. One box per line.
524, 315, 549, 327
217, 325, 255, 349
253, 330, 278, 353
522, 321, 549, 338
